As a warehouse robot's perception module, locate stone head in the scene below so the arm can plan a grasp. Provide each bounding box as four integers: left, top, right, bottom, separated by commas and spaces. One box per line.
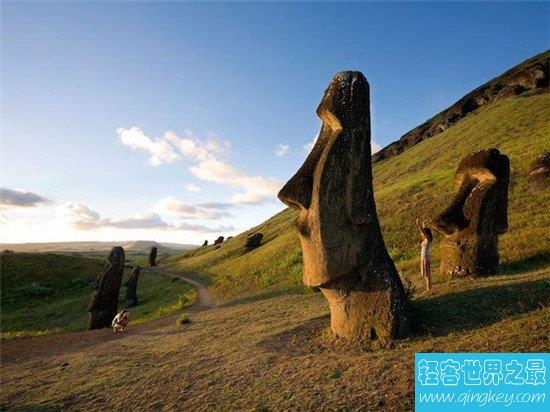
107, 246, 125, 267
434, 148, 509, 236
278, 71, 378, 287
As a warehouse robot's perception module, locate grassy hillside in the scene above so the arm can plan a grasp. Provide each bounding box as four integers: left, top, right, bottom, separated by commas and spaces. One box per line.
163, 91, 550, 302
0, 253, 196, 339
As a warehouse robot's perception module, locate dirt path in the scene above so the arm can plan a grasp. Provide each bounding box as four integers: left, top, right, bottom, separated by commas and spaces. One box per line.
0, 265, 215, 363
149, 266, 217, 311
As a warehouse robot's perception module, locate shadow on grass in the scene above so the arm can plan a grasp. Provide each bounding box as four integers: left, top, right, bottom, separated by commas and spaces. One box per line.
500, 251, 550, 275
414, 278, 549, 337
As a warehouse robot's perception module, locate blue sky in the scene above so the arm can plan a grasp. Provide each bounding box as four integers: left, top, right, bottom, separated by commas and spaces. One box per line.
1, 1, 548, 244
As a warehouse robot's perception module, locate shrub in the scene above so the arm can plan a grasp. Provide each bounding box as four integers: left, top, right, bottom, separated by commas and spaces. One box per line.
16, 284, 54, 298
176, 313, 191, 325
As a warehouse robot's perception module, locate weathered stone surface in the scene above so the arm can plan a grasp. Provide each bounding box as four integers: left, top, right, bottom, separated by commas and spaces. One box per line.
87, 246, 125, 330
278, 71, 411, 347
202, 240, 208, 246
244, 233, 263, 252
434, 148, 510, 277
124, 266, 140, 308
148, 246, 158, 267
214, 236, 224, 244
528, 152, 550, 191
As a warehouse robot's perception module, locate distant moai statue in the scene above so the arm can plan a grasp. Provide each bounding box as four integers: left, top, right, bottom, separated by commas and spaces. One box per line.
124, 266, 140, 308
278, 71, 411, 347
202, 240, 208, 246
434, 148, 510, 277
148, 246, 158, 267
244, 233, 263, 252
214, 236, 224, 245
528, 152, 549, 191
87, 246, 126, 329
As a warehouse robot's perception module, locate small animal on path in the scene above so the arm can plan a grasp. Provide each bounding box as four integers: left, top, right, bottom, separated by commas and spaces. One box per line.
112, 309, 131, 333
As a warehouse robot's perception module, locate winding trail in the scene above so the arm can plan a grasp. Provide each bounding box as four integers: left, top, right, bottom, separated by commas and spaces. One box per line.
0, 265, 216, 363
149, 266, 217, 311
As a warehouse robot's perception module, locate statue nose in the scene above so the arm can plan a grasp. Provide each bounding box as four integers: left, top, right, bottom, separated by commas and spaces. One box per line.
278, 172, 312, 210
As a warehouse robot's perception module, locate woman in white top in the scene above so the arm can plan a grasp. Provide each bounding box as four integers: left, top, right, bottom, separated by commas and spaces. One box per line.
416, 219, 433, 293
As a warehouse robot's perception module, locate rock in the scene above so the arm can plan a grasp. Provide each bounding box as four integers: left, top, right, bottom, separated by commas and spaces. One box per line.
434, 148, 510, 277
202, 240, 208, 246
278, 71, 411, 347
148, 246, 158, 267
528, 152, 549, 191
244, 233, 263, 252
214, 236, 224, 244
123, 266, 140, 308
87, 246, 125, 330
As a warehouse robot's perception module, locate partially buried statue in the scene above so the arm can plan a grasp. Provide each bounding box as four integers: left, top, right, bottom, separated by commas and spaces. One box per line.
88, 246, 126, 329
148, 246, 158, 267
434, 148, 510, 277
124, 266, 140, 308
278, 71, 411, 346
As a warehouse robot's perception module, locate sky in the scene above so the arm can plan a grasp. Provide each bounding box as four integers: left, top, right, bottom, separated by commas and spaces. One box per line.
1, 1, 548, 245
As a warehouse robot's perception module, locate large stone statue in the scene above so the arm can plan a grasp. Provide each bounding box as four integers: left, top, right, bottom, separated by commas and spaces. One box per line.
278, 71, 410, 346
214, 236, 224, 245
124, 266, 140, 308
244, 232, 263, 252
87, 246, 125, 330
434, 148, 510, 277
148, 246, 158, 267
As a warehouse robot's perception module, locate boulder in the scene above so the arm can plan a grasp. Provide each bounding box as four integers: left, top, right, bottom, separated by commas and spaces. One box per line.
434, 148, 510, 277
278, 71, 411, 347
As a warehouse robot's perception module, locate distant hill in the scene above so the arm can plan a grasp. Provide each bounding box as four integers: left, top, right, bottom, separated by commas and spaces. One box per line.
0, 240, 197, 253
163, 51, 550, 302
373, 50, 549, 163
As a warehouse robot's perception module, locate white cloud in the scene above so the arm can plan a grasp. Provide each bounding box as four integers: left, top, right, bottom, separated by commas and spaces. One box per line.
371, 140, 382, 154
0, 188, 50, 208
154, 196, 231, 219
184, 183, 201, 193
302, 135, 318, 155
116, 126, 179, 166
275, 144, 290, 157
198, 201, 236, 210
116, 127, 281, 205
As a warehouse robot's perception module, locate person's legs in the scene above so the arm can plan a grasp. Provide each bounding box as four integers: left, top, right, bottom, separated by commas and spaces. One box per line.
425, 258, 432, 292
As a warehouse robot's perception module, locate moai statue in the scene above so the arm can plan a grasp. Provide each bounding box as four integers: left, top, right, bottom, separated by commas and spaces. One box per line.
124, 266, 140, 308
434, 148, 510, 277
87, 246, 126, 329
278, 71, 410, 346
214, 236, 224, 245
202, 240, 208, 247
244, 233, 263, 252
528, 152, 549, 191
148, 246, 158, 267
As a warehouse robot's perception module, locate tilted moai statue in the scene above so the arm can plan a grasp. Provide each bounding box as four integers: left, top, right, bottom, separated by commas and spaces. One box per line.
214, 236, 224, 245
278, 71, 411, 346
148, 246, 158, 267
124, 266, 140, 308
202, 240, 208, 247
434, 148, 510, 277
88, 246, 126, 329
244, 232, 263, 252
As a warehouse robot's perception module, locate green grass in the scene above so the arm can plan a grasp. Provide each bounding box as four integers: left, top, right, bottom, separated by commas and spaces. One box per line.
163, 92, 550, 301
0, 253, 196, 339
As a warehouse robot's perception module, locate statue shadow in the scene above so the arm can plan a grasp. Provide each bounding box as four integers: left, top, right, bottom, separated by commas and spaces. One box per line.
499, 251, 550, 275
413, 278, 549, 337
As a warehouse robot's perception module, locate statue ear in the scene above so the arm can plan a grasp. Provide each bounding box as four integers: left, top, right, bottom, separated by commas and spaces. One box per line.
346, 129, 374, 225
